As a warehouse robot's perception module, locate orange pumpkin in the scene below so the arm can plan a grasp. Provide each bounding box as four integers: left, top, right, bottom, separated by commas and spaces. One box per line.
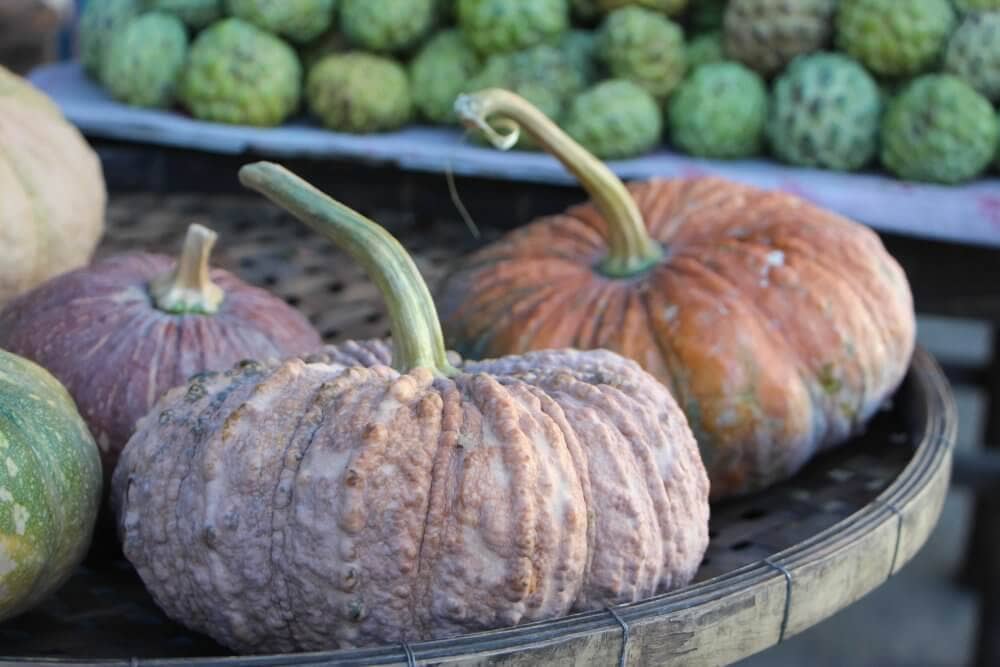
437, 89, 916, 500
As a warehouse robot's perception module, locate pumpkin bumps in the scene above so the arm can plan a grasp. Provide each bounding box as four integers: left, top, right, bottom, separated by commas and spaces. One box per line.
112, 163, 709, 652
114, 344, 708, 651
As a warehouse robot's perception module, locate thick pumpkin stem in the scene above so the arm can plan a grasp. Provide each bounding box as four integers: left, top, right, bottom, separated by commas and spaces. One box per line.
149, 224, 225, 315
238, 162, 457, 378
455, 89, 664, 278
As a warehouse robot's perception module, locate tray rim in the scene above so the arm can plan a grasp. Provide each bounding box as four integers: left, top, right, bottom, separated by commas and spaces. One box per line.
1, 346, 956, 667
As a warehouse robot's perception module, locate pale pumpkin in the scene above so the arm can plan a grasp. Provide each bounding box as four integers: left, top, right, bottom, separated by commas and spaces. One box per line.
0, 224, 323, 478
111, 162, 710, 653
0, 348, 102, 622
438, 89, 916, 500
0, 65, 106, 305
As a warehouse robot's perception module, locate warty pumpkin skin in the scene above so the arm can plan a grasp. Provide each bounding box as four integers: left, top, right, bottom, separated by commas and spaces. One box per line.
438, 90, 916, 500
0, 224, 323, 477
0, 65, 105, 306
111, 163, 709, 653
0, 348, 102, 622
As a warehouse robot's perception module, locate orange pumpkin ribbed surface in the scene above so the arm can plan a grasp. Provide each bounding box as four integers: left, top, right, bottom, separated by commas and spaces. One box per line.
437, 89, 916, 500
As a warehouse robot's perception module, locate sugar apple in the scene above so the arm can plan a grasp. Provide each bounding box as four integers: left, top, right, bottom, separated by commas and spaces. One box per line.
457, 0, 570, 56
226, 0, 335, 44
686, 31, 725, 68
954, 0, 1000, 11
563, 79, 663, 159
100, 13, 188, 108
306, 53, 412, 133
78, 0, 142, 79
766, 53, 882, 171
409, 30, 481, 123
836, 0, 956, 77
597, 0, 688, 16
668, 62, 766, 158
465, 45, 584, 148
597, 6, 687, 101
179, 18, 301, 126
143, 0, 222, 29
466, 44, 587, 113
560, 29, 601, 84
723, 0, 836, 76
689, 0, 728, 32
340, 0, 436, 53
880, 74, 998, 183
943, 12, 1000, 103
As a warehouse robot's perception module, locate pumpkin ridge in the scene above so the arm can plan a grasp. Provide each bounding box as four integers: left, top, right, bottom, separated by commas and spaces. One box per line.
752, 227, 888, 425
521, 382, 593, 609
267, 375, 343, 648
411, 378, 459, 639
0, 102, 102, 283
0, 137, 45, 292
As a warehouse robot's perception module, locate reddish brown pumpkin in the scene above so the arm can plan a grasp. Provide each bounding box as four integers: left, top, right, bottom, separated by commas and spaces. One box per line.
438, 90, 916, 499
0, 224, 322, 476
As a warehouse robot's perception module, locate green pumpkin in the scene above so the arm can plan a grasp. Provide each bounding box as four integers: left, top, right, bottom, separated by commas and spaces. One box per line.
0, 349, 102, 622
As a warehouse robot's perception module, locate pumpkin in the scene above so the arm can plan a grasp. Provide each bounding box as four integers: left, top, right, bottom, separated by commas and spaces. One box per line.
0, 65, 105, 306
438, 89, 916, 500
0, 223, 323, 478
111, 162, 710, 653
0, 348, 102, 622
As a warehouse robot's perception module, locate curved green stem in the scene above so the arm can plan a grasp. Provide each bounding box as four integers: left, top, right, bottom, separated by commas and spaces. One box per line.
238, 162, 456, 377
455, 89, 663, 278
149, 224, 225, 315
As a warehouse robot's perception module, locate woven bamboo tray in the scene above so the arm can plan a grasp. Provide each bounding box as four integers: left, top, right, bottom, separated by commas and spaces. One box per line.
0, 193, 957, 666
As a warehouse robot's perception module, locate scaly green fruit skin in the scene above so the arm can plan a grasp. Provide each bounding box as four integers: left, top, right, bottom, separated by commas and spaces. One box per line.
597, 0, 688, 16
689, 0, 728, 32
226, 0, 335, 43
685, 31, 725, 69
466, 44, 585, 148
723, 0, 836, 76
836, 0, 955, 77
954, 0, 1000, 10
944, 13, 1000, 103
466, 44, 587, 113
559, 29, 601, 84
767, 53, 882, 172
100, 13, 188, 108
144, 0, 222, 29
564, 79, 662, 159
881, 74, 998, 184
307, 52, 412, 133
78, 0, 142, 79
597, 6, 686, 101
340, 0, 435, 53
179, 18, 301, 126
409, 30, 481, 123
458, 0, 569, 56
669, 62, 766, 158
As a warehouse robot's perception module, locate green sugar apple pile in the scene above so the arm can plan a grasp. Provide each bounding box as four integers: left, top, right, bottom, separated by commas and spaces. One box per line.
79, 0, 1000, 180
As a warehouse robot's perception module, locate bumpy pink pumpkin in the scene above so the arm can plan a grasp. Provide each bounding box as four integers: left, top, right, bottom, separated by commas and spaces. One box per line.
111, 163, 710, 653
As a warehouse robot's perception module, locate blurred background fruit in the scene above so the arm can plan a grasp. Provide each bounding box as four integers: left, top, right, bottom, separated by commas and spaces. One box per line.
19, 0, 995, 182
